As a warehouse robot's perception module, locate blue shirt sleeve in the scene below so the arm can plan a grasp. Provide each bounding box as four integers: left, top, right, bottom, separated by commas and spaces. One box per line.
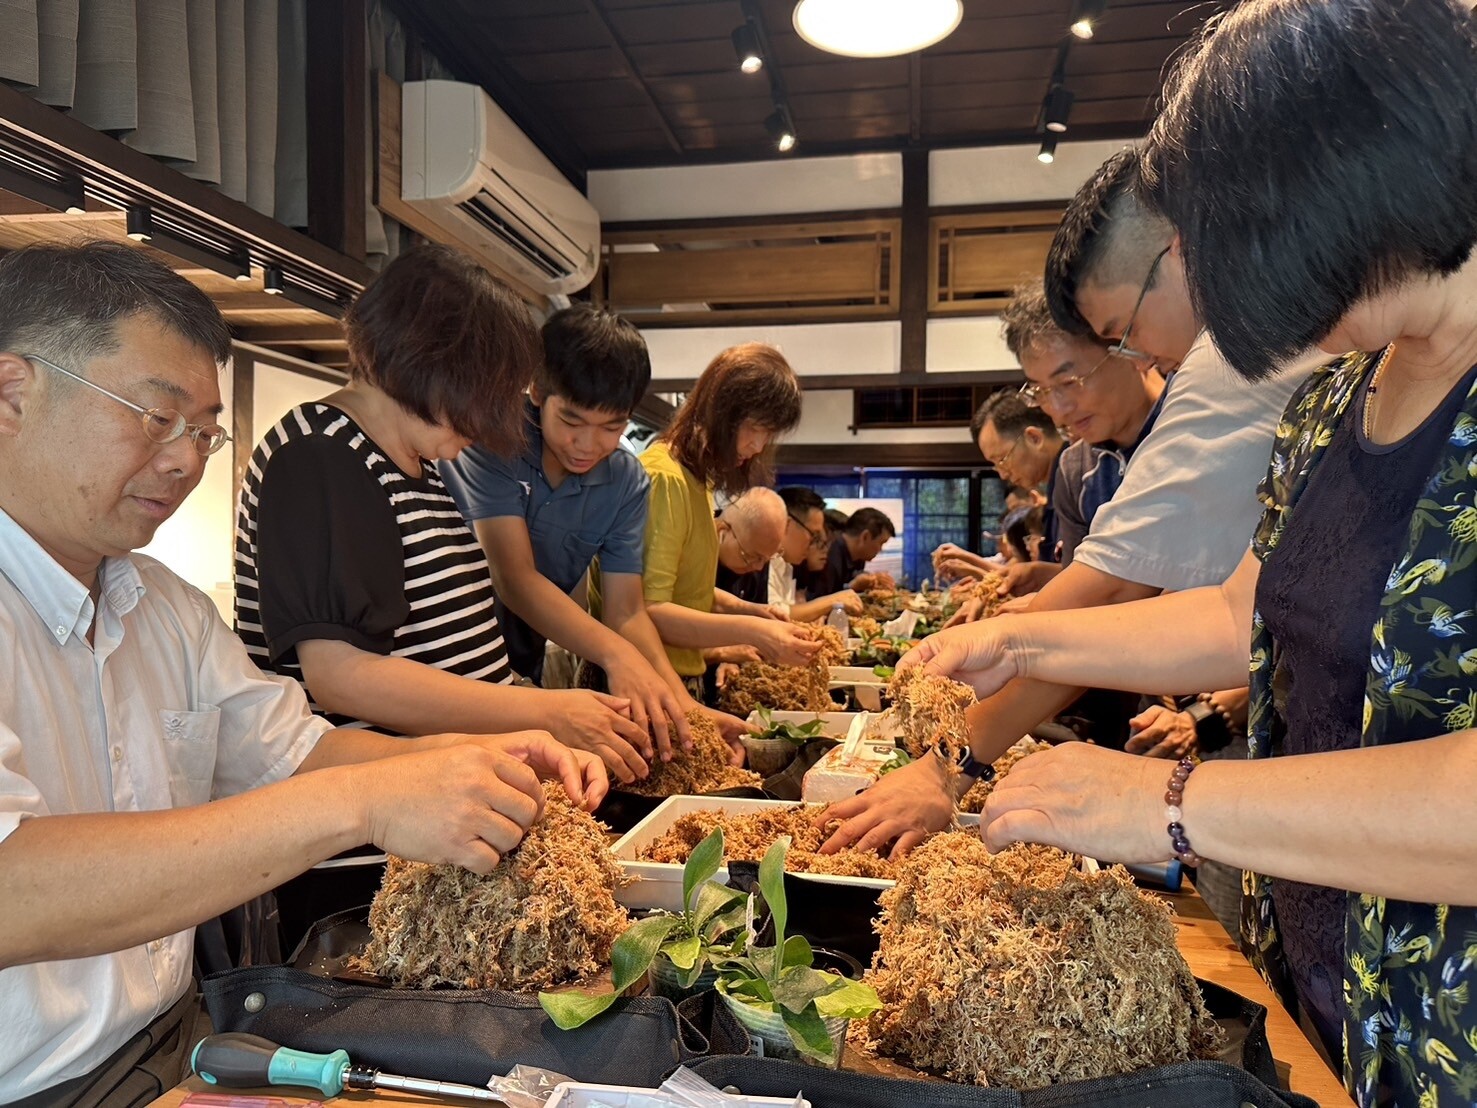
597, 454, 651, 577
439, 446, 529, 522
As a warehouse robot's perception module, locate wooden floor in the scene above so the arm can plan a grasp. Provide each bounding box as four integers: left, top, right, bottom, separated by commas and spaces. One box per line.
150, 884, 1353, 1108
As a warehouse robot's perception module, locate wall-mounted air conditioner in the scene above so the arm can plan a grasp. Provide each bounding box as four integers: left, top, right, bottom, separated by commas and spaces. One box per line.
400, 80, 600, 296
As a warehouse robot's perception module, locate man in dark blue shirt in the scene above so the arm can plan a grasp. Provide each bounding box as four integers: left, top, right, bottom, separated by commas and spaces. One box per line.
441, 306, 699, 757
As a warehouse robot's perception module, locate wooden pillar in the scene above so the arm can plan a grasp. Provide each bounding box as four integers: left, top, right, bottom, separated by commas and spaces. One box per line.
305, 0, 368, 261
899, 149, 930, 375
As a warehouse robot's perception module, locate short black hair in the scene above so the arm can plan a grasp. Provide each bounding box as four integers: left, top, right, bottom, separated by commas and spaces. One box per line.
345, 244, 540, 453
999, 281, 1064, 363
1139, 0, 1477, 379
969, 389, 1059, 442
778, 486, 825, 516
537, 304, 651, 416
823, 508, 849, 534
1045, 148, 1171, 335
845, 506, 896, 540
0, 240, 231, 370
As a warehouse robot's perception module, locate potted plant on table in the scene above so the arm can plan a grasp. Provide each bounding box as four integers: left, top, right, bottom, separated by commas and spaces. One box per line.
743, 708, 830, 776
538, 828, 747, 1026
714, 836, 882, 1068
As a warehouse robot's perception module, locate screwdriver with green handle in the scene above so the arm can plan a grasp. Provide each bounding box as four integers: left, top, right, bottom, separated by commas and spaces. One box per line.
190, 1034, 506, 1102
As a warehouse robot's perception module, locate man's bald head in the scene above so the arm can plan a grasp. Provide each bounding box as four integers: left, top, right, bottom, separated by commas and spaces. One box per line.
717, 486, 787, 573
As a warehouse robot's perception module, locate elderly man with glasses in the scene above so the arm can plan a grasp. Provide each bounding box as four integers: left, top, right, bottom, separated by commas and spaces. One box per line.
0, 243, 604, 1104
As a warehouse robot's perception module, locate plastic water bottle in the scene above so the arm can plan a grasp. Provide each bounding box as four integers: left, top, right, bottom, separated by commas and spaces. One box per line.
826, 604, 850, 637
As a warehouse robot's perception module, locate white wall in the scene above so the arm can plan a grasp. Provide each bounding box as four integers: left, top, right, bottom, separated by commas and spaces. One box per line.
788, 389, 975, 446
253, 362, 336, 443
140, 356, 236, 619
138, 353, 341, 620
643, 320, 901, 381
929, 138, 1134, 208
589, 152, 902, 222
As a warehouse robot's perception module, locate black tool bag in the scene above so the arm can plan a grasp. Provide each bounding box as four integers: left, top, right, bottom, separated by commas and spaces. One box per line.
688, 1056, 1321, 1108
201, 906, 751, 1089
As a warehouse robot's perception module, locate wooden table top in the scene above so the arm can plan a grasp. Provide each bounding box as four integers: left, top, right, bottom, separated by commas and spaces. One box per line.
151, 887, 1353, 1108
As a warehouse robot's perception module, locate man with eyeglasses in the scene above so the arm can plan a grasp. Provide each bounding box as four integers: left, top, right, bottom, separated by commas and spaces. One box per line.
0, 243, 603, 1104
713, 487, 788, 608
768, 486, 865, 623
815, 150, 1321, 928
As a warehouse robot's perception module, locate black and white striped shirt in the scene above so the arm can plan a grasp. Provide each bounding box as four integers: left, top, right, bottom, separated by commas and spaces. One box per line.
234, 403, 513, 730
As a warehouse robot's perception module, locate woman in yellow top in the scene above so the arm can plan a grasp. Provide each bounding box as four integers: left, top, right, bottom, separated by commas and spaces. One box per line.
630, 343, 819, 691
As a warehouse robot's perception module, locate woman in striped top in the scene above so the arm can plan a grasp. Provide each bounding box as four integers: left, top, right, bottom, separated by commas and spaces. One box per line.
235, 246, 648, 776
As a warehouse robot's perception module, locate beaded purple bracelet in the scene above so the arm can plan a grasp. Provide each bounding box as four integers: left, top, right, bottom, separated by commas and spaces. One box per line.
1164, 756, 1202, 866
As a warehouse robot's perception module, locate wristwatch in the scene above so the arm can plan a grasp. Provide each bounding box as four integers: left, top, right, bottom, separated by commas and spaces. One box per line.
1174, 695, 1230, 754
956, 747, 996, 783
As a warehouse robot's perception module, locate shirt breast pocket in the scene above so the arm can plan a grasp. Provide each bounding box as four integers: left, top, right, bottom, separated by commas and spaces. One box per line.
158, 706, 221, 806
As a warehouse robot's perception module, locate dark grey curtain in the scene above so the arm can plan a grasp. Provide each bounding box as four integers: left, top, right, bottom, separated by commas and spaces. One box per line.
0, 0, 279, 217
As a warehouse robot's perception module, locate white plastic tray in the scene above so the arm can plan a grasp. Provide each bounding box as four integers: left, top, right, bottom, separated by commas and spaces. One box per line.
608, 795, 975, 912
545, 1081, 809, 1108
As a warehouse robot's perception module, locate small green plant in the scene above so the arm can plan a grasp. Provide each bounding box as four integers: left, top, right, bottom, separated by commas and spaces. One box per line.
871, 664, 896, 680
714, 836, 882, 1065
750, 707, 829, 745
538, 827, 746, 1030
876, 748, 912, 777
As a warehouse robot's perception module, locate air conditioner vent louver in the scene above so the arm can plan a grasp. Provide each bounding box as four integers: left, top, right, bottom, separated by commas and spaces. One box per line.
457, 193, 569, 281
400, 80, 600, 296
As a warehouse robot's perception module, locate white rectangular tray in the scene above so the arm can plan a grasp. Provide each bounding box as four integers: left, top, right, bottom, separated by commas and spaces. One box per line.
609, 795, 975, 912
546, 1081, 808, 1108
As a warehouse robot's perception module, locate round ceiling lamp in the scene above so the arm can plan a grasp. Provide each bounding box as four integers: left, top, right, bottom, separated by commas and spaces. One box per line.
792, 0, 964, 59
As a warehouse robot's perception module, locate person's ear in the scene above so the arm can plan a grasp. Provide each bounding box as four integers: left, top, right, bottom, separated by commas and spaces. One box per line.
527, 383, 546, 407
0, 353, 38, 437
1022, 426, 1043, 450
1168, 232, 1183, 259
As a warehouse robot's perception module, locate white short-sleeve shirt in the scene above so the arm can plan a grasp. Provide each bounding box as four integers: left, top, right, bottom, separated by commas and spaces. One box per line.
0, 506, 329, 1101
1071, 334, 1324, 591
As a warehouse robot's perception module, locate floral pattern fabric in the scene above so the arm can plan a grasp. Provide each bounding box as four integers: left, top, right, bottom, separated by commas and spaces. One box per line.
1244, 350, 1477, 1107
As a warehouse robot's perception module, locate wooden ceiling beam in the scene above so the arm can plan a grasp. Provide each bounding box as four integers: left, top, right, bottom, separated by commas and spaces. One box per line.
581, 0, 685, 153
232, 323, 345, 344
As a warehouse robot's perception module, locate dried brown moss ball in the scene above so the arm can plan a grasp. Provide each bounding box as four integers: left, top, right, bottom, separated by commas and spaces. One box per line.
622, 709, 762, 797
889, 668, 976, 763
354, 783, 627, 991
865, 838, 1223, 1088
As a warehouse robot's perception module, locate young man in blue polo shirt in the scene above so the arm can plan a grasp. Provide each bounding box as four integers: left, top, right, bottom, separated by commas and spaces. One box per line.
442, 305, 702, 764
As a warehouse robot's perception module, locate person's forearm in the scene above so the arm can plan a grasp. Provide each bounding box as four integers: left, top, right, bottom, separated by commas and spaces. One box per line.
0, 767, 364, 966
962, 561, 1162, 762
302, 646, 558, 737
712, 588, 756, 616
790, 594, 847, 623
1184, 731, 1477, 905
608, 603, 697, 703
647, 601, 766, 650
1011, 588, 1249, 695
494, 564, 638, 672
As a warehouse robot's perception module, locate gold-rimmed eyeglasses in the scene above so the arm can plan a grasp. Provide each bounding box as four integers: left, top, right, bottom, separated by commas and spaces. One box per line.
1018, 349, 1119, 408
26, 353, 231, 457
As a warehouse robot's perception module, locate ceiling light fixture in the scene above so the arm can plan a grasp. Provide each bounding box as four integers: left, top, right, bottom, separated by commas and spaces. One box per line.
1070, 0, 1107, 40
1041, 84, 1074, 134
792, 0, 963, 58
263, 264, 285, 295
731, 24, 763, 73
765, 106, 797, 153
1038, 135, 1058, 165
126, 204, 152, 242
